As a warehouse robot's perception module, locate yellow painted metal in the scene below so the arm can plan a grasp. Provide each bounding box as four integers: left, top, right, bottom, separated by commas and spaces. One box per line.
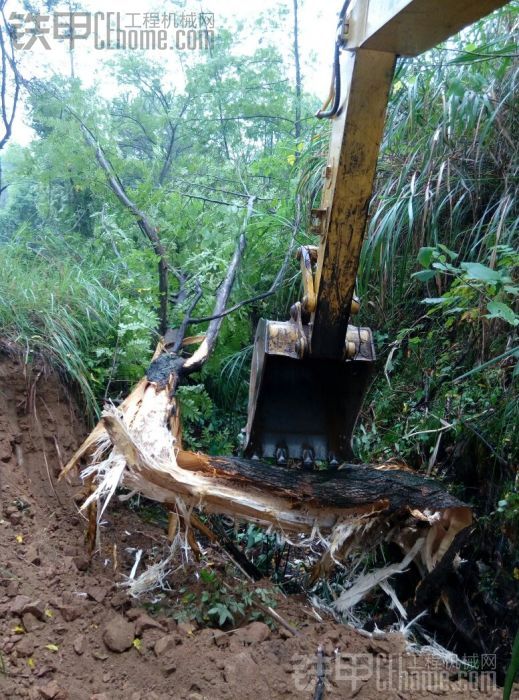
244, 0, 509, 461
348, 0, 507, 56
311, 48, 395, 358
298, 246, 317, 314
310, 0, 509, 359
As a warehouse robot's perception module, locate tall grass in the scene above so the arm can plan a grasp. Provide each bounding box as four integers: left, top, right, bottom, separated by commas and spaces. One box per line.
0, 236, 120, 418
360, 8, 518, 318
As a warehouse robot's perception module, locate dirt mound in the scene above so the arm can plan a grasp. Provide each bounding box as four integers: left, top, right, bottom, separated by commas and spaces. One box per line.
0, 354, 505, 699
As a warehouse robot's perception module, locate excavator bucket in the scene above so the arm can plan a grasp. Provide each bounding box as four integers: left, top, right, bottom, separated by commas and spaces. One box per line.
244, 318, 375, 466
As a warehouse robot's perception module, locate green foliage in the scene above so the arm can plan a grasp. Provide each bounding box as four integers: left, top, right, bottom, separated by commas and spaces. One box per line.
503, 628, 519, 700
174, 568, 276, 629
414, 243, 518, 330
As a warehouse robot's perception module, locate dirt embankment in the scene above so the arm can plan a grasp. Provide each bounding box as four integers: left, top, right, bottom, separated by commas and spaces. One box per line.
0, 354, 507, 699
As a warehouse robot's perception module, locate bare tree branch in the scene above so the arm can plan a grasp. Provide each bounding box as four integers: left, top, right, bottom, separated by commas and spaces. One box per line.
168, 188, 249, 208
182, 195, 255, 374
81, 123, 170, 335
171, 278, 203, 354
188, 196, 301, 324
0, 6, 21, 151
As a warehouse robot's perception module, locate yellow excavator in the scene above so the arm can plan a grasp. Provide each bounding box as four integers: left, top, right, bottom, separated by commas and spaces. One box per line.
244, 0, 508, 469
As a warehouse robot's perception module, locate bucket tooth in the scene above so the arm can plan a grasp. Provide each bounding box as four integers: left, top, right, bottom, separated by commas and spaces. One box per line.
328, 453, 340, 469
275, 445, 288, 466
302, 447, 315, 470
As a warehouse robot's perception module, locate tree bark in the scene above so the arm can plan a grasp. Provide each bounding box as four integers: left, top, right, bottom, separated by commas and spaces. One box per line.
62, 359, 472, 576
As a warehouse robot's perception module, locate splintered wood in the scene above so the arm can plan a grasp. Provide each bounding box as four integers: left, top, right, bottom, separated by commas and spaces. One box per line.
61, 367, 472, 578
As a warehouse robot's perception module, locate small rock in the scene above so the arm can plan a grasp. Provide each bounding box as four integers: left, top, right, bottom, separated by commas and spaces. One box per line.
161, 659, 177, 676
9, 512, 22, 526
102, 615, 135, 653
6, 580, 20, 597
26, 544, 41, 566
22, 612, 44, 632
134, 613, 166, 636
73, 555, 90, 572
231, 621, 271, 645
177, 620, 197, 636
10, 596, 45, 620
15, 635, 35, 657
367, 640, 391, 657
110, 592, 130, 610
38, 680, 67, 699
9, 595, 31, 615
73, 634, 85, 655
213, 630, 230, 647
154, 634, 179, 657
92, 650, 108, 661
125, 608, 142, 621
58, 604, 82, 622
87, 587, 107, 604
90, 695, 110, 700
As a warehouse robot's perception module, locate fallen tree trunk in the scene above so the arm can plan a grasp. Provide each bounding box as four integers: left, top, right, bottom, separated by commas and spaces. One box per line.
62, 361, 472, 575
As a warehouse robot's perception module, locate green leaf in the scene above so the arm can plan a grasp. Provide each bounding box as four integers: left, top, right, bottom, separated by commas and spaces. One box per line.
421, 297, 451, 305
208, 604, 234, 627
417, 247, 435, 268
412, 270, 436, 282
437, 244, 458, 261
432, 261, 457, 273
485, 301, 518, 326
460, 262, 503, 283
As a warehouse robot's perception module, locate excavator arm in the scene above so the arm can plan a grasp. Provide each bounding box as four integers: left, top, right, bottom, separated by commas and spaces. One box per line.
311, 0, 507, 359
244, 0, 508, 466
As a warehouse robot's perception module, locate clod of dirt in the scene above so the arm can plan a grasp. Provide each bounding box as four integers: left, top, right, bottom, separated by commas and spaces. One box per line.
73, 634, 86, 655
231, 621, 271, 645
222, 650, 259, 688
15, 634, 36, 657
38, 680, 68, 699
154, 634, 180, 656
6, 580, 20, 597
10, 595, 45, 619
9, 511, 22, 525
102, 615, 135, 652
87, 586, 108, 604
134, 613, 167, 636
26, 543, 41, 565
22, 611, 45, 632
56, 600, 84, 622
73, 554, 90, 571
177, 620, 197, 636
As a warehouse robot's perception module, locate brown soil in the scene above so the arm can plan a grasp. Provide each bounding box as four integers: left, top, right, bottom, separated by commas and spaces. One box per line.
0, 354, 509, 700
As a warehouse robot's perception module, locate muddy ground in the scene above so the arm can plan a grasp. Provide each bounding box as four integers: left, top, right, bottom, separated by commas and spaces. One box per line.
0, 355, 511, 699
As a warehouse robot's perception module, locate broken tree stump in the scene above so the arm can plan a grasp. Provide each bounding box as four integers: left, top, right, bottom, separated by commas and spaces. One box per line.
61, 355, 472, 577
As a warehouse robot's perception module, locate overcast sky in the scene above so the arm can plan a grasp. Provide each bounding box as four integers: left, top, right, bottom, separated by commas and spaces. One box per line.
9, 0, 339, 144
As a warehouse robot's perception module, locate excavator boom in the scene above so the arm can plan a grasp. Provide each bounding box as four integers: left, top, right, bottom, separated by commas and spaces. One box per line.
244, 0, 508, 466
